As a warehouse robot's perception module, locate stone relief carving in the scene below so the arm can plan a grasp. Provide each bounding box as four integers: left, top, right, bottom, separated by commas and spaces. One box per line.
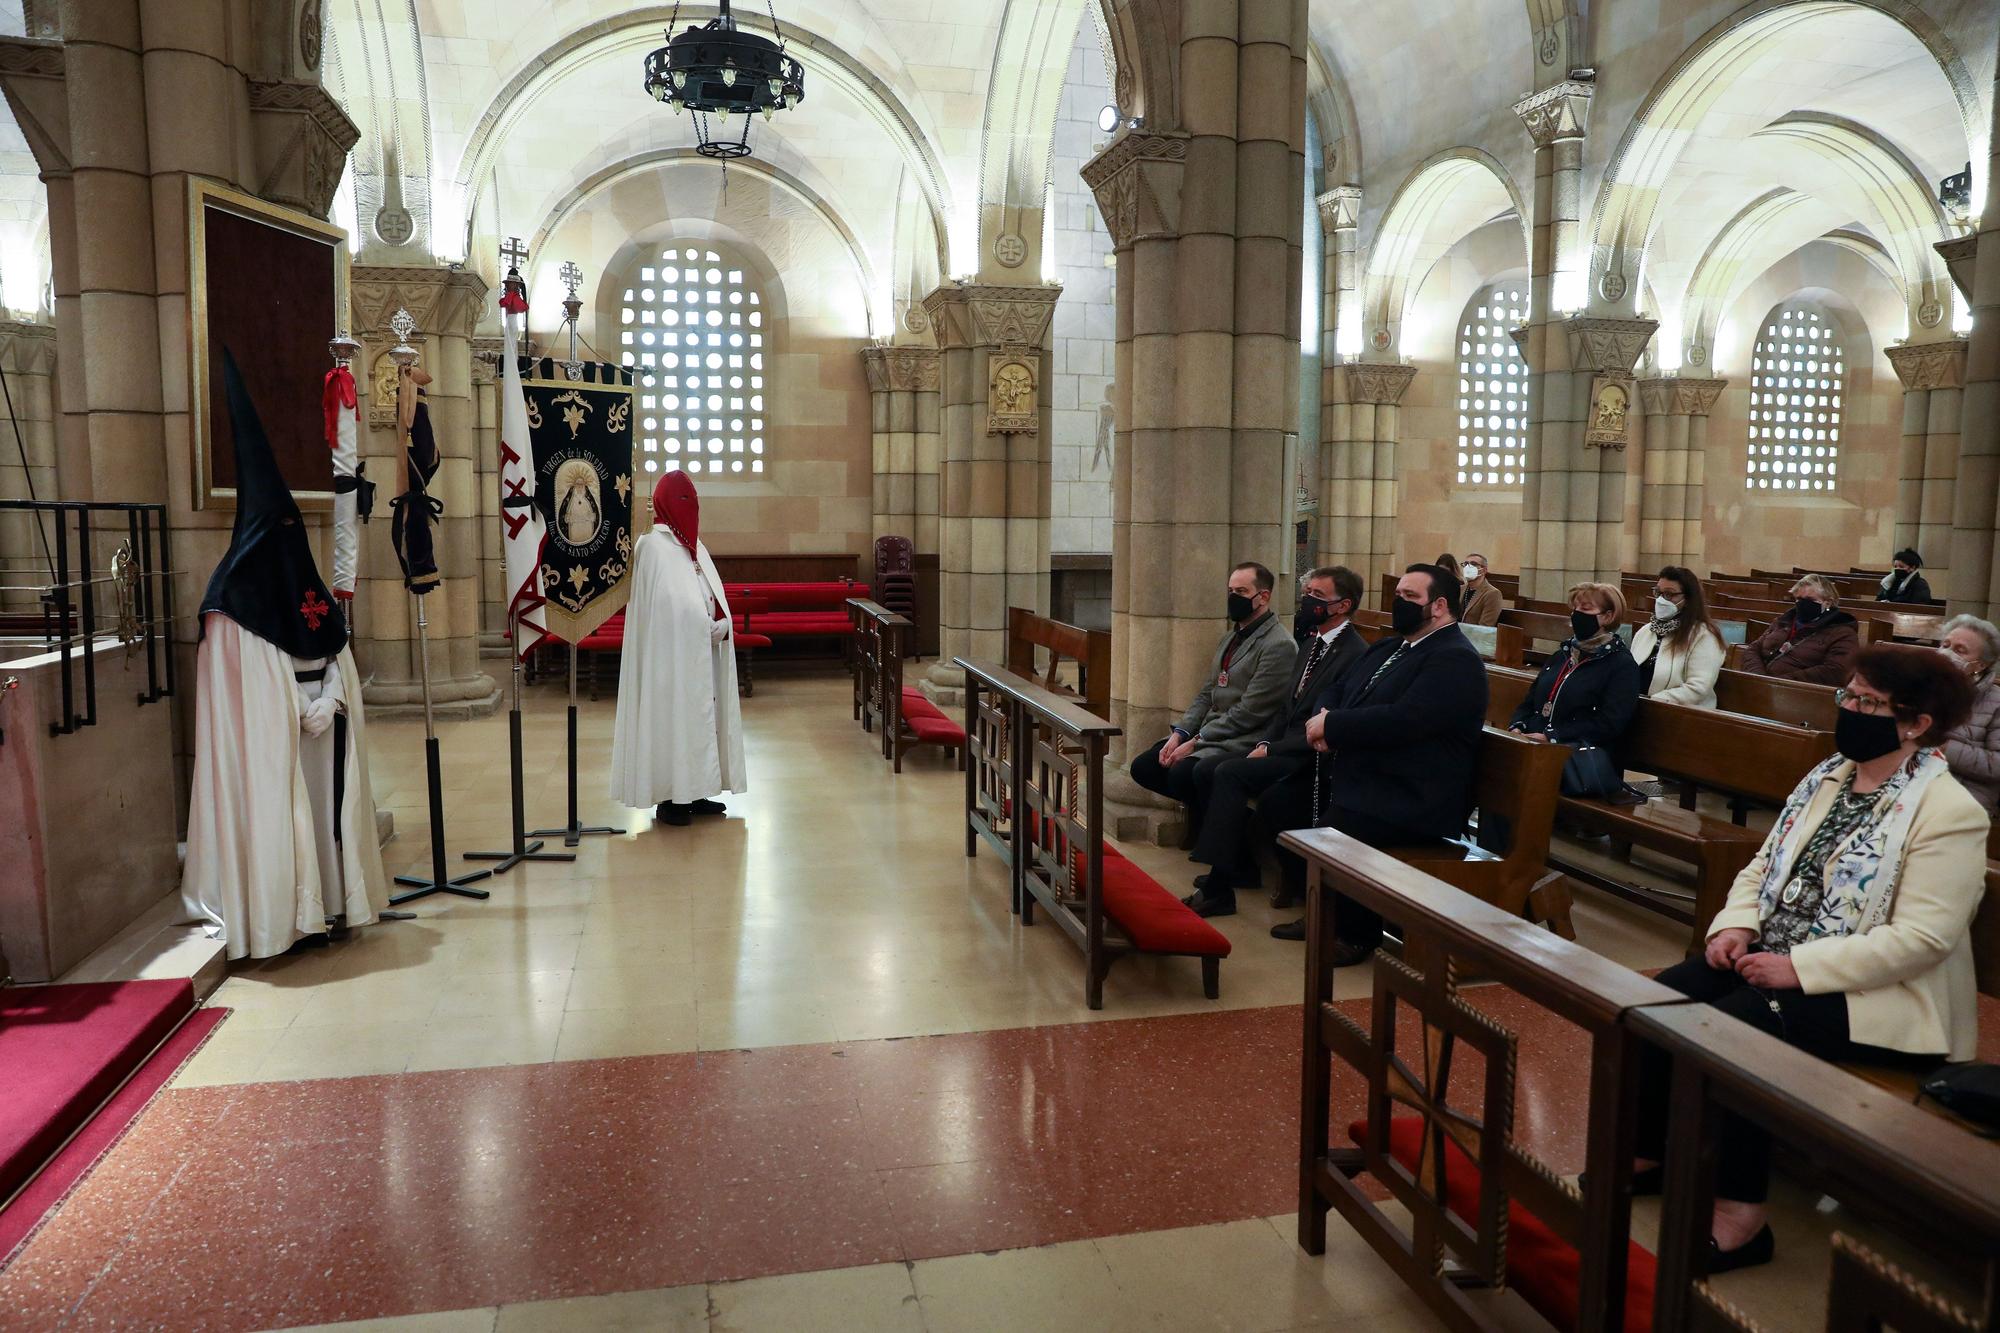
862, 346, 939, 394
1316, 185, 1362, 232
1884, 340, 1968, 392
367, 351, 401, 429
298, 0, 322, 71
351, 266, 488, 341
1584, 375, 1633, 449
1512, 80, 1593, 149
1342, 362, 1417, 406
994, 233, 1027, 268
1916, 299, 1943, 329
247, 80, 359, 219
1082, 132, 1188, 249
1566, 316, 1658, 373
1637, 377, 1727, 417
924, 283, 1061, 353
988, 348, 1039, 434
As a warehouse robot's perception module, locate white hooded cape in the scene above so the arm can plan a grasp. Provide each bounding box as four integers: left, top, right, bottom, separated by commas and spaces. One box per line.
609, 528, 747, 807
181, 613, 389, 960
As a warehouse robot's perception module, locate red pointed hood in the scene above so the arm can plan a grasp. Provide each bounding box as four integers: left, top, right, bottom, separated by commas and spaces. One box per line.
653, 471, 699, 557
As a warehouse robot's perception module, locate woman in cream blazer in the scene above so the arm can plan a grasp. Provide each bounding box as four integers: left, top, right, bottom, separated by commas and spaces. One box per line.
1630, 566, 1727, 708
1626, 644, 1987, 1274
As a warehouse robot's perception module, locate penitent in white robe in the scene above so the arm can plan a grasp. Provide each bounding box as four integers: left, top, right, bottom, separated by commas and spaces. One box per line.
608, 527, 747, 808
181, 613, 389, 960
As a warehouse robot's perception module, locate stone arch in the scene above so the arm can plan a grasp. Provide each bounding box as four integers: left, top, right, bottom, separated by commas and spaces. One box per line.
1305, 42, 1362, 186
1525, 0, 1586, 86
1587, 0, 1982, 314
974, 0, 1096, 279
1095, 0, 1178, 133
448, 7, 954, 277
534, 150, 881, 340
323, 0, 435, 258
1360, 150, 1528, 358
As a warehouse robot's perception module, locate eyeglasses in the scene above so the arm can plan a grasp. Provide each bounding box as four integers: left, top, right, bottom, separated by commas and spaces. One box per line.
1654, 589, 1685, 602
1834, 688, 1895, 716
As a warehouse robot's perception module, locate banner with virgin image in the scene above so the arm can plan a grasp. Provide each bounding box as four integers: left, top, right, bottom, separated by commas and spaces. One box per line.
518, 357, 635, 644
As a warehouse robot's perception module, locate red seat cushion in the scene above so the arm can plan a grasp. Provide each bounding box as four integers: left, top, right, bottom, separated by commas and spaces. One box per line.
723, 582, 857, 611
577, 630, 622, 651
906, 713, 966, 745
733, 633, 773, 649
756, 612, 853, 635
1098, 848, 1231, 957
1356, 1116, 1657, 1333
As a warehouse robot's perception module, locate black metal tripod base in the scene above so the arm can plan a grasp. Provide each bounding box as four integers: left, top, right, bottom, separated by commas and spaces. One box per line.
462, 838, 576, 872
527, 822, 623, 849
389, 868, 494, 904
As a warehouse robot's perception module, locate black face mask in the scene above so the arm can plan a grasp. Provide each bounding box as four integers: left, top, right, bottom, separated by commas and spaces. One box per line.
1228, 592, 1257, 624
1294, 593, 1333, 632
1390, 597, 1427, 637
1795, 598, 1827, 624
1570, 610, 1602, 642
1834, 708, 1904, 763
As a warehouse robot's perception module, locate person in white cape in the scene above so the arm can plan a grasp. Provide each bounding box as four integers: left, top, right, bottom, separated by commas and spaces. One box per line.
181, 351, 389, 960
610, 472, 748, 825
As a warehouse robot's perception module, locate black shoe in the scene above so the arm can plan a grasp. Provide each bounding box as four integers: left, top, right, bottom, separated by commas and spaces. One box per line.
656, 802, 692, 826
1268, 887, 1299, 910
1179, 890, 1237, 918
1707, 1226, 1774, 1274
1270, 919, 1306, 941
689, 799, 727, 816
1328, 940, 1376, 966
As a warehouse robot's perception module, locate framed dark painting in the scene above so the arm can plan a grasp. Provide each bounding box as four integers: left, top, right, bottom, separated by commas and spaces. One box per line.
188, 178, 350, 510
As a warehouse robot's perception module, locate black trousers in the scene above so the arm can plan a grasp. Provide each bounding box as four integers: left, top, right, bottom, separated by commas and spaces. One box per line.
1254, 771, 1429, 944
1191, 752, 1307, 881
1130, 739, 1227, 838
1634, 956, 1932, 1203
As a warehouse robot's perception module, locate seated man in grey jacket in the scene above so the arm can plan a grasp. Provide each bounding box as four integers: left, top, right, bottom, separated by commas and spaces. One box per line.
1129, 561, 1297, 841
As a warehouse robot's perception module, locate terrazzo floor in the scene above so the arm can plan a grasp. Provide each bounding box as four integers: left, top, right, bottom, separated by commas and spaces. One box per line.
2, 669, 1689, 1331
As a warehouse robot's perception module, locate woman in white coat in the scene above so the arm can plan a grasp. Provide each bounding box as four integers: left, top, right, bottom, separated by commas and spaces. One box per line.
609, 471, 747, 826
1629, 565, 1727, 709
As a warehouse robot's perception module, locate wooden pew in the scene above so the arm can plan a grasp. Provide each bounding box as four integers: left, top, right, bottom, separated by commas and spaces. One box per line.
847, 597, 961, 770
957, 657, 1230, 1008
1486, 663, 1835, 947
1388, 727, 1576, 937
1005, 606, 1111, 720
1289, 828, 1692, 1333
1352, 610, 1524, 668
1713, 668, 1838, 729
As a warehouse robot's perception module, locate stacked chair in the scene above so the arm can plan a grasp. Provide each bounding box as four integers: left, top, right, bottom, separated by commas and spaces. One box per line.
874, 535, 917, 641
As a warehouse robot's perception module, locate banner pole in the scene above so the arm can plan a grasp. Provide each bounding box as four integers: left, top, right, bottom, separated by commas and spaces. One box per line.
530, 639, 622, 847
391, 591, 493, 903
464, 602, 574, 871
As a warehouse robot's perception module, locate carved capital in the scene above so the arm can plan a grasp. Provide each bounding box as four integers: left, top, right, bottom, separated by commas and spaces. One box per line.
1884, 339, 1968, 392
352, 265, 490, 342
863, 345, 939, 394
1512, 79, 1593, 149
0, 318, 55, 375
0, 37, 70, 176
470, 334, 503, 385
1565, 315, 1657, 373
1340, 362, 1417, 406
1082, 131, 1189, 248
1636, 376, 1728, 417
922, 282, 1062, 352
1934, 234, 1976, 303
1316, 184, 1362, 232
247, 79, 358, 219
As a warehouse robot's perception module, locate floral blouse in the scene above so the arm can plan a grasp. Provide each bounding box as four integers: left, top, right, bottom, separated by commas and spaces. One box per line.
1761, 770, 1877, 954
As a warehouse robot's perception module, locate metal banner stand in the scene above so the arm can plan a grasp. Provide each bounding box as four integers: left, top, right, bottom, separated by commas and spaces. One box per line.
381, 308, 490, 905
530, 643, 623, 848
465, 600, 574, 872
391, 591, 493, 903
528, 263, 623, 849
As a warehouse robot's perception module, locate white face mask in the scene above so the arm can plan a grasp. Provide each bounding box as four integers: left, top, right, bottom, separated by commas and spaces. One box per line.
1463, 564, 1482, 582
1654, 596, 1679, 621
1941, 645, 1983, 676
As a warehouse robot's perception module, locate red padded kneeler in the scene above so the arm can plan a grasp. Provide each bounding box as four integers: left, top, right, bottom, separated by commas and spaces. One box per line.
1098, 847, 1232, 957
1351, 1116, 1657, 1333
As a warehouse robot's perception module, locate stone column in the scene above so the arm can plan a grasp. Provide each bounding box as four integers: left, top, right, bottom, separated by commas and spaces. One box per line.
1885, 340, 1967, 600
919, 284, 1058, 693
1634, 377, 1726, 572
1319, 362, 1415, 589
0, 321, 57, 613
1314, 185, 1359, 565
862, 345, 941, 554
350, 267, 498, 716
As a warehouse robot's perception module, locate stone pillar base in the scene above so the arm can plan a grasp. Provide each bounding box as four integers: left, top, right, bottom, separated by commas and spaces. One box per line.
363, 673, 501, 720
1103, 768, 1185, 846
921, 659, 966, 711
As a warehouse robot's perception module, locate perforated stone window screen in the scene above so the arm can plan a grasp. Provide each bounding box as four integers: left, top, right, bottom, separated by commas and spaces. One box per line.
620, 246, 766, 476
1747, 302, 1843, 492
1455, 285, 1530, 487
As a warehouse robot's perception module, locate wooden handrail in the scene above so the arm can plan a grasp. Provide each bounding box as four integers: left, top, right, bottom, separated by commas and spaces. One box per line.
955, 656, 1120, 741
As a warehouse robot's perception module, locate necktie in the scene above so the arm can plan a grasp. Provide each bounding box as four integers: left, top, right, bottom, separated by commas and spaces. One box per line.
1358, 642, 1407, 700
1294, 635, 1326, 699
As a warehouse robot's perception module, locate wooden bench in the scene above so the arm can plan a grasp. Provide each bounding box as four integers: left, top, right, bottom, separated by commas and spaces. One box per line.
847, 597, 962, 770
1005, 606, 1111, 719
957, 657, 1230, 1009
1713, 667, 1837, 729
1385, 726, 1575, 937
1352, 610, 1524, 668
1486, 663, 1834, 949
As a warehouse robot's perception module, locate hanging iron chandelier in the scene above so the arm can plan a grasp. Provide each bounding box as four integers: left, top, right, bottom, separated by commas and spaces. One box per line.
642, 0, 805, 160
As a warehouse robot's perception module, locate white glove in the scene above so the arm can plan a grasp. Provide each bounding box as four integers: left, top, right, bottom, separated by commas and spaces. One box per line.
709, 616, 731, 644
301, 697, 338, 737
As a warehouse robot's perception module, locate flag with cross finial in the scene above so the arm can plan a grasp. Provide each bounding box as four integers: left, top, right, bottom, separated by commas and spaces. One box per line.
497, 239, 550, 658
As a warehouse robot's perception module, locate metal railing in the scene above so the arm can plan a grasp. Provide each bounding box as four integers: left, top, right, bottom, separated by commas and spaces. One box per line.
0, 500, 177, 741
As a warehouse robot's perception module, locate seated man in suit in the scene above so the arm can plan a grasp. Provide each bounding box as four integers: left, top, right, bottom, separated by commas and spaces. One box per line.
1263, 563, 1489, 960
1129, 561, 1296, 839
1180, 566, 1369, 918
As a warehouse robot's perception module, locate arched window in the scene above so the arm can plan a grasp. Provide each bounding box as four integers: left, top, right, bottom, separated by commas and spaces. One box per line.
1454, 284, 1530, 487
1747, 300, 1843, 492
620, 245, 767, 476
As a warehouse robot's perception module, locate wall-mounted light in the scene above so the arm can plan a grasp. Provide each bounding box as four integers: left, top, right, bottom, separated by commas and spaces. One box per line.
1097, 103, 1120, 134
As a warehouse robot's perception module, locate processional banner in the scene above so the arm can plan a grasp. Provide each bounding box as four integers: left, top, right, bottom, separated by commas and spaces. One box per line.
519, 357, 635, 643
